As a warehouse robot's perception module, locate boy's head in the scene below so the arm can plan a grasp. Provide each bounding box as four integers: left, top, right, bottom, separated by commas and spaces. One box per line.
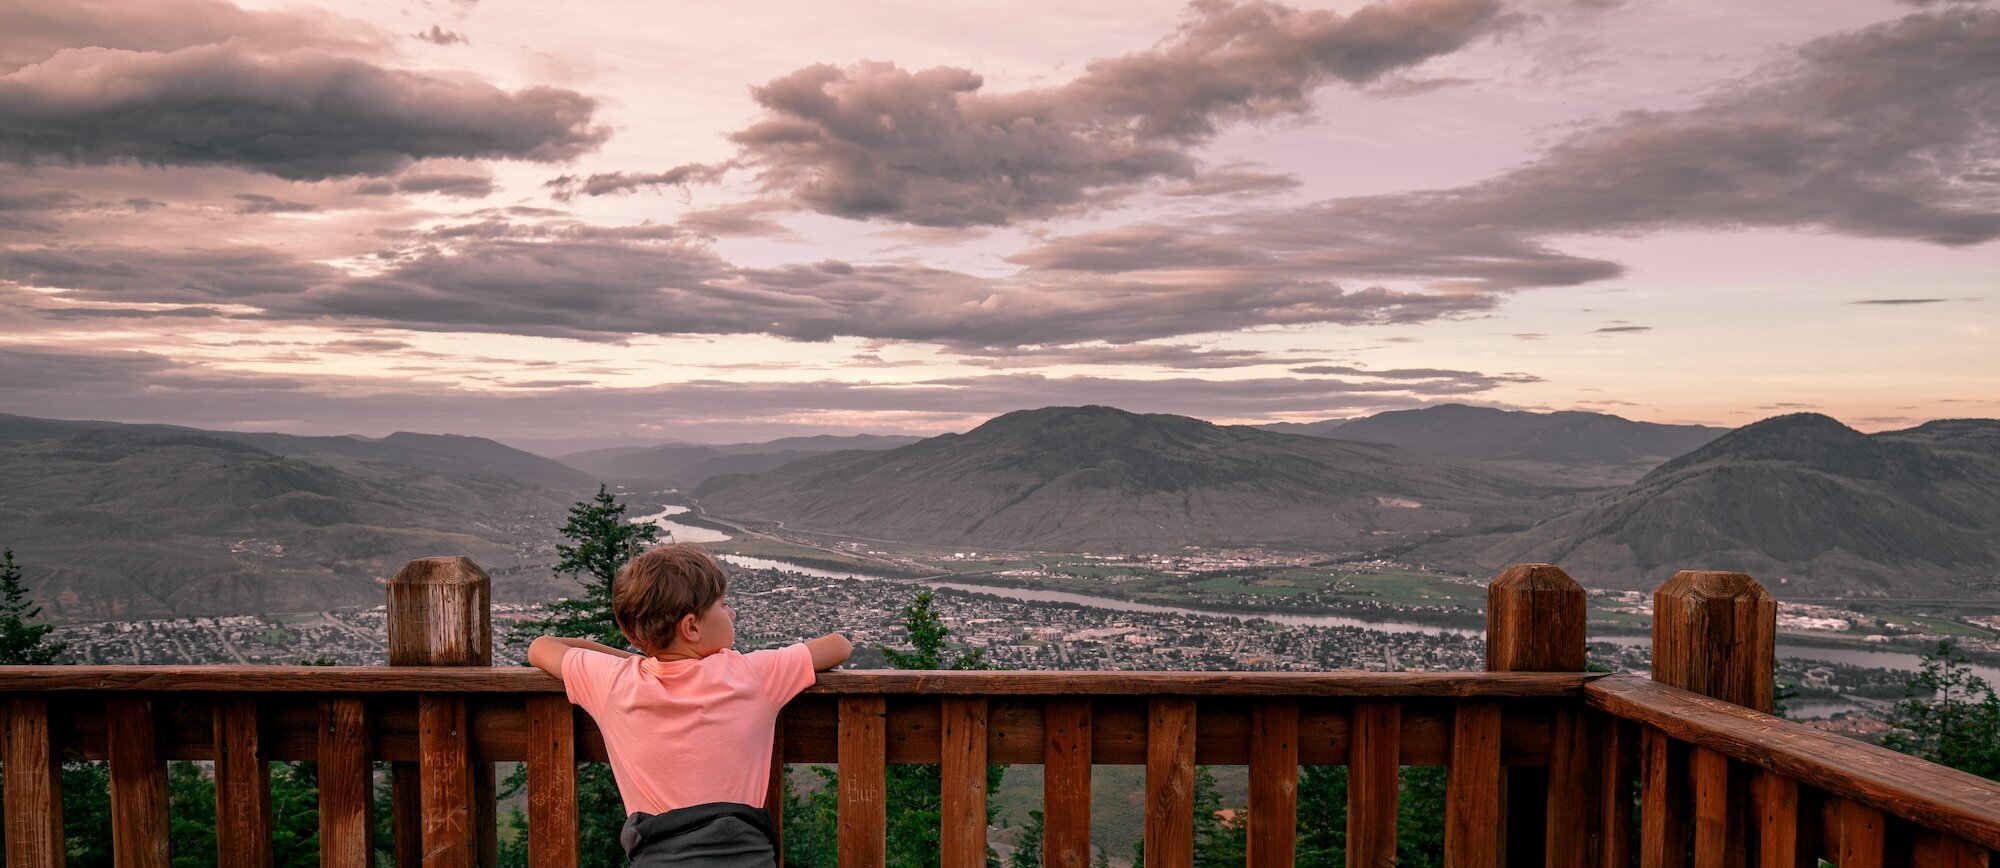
613, 543, 731, 656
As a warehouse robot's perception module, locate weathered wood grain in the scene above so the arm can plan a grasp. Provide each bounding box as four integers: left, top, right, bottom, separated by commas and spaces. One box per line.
108, 696, 171, 868
1249, 700, 1299, 868
3, 696, 64, 868
1692, 746, 1743, 868
1589, 676, 2000, 851
1045, 699, 1093, 868
1348, 700, 1400, 868
1444, 701, 1501, 868
1911, 828, 1991, 868
1486, 564, 1584, 868
214, 696, 272, 868
941, 698, 988, 868
1546, 704, 1598, 868
1640, 727, 1689, 868
393, 761, 422, 868
1840, 799, 1886, 868
525, 695, 577, 868
839, 696, 887, 868
1596, 713, 1636, 868
318, 697, 374, 868
1651, 571, 1774, 714
768, 712, 785, 865
418, 696, 474, 868
1146, 697, 1196, 868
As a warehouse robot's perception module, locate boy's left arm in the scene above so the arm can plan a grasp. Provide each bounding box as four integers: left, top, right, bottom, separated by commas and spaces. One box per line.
527, 635, 636, 678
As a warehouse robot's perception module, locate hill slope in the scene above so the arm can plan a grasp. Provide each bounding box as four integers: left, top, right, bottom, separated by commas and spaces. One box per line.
695, 406, 1591, 552
1442, 414, 2000, 595
0, 417, 591, 619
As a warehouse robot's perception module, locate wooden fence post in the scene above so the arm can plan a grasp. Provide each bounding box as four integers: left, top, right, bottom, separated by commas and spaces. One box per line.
388, 556, 496, 868
1649, 570, 1775, 868
1486, 563, 1588, 868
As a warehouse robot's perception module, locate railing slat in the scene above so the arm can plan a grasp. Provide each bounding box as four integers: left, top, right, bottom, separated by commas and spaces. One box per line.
1249, 700, 1298, 868
1046, 698, 1093, 868
1145, 697, 1196, 868
1640, 727, 1689, 868
393, 761, 422, 868
418, 695, 474, 868
1597, 713, 1636, 868
3, 696, 64, 868
1840, 799, 1887, 868
1546, 705, 1597, 868
1753, 770, 1824, 868
108, 696, 171, 868
1445, 701, 1501, 868
941, 697, 988, 868
839, 696, 887, 868
1692, 746, 1740, 868
526, 695, 577, 868
1348, 699, 1400, 868
215, 696, 273, 867
319, 697, 374, 868
1911, 828, 1991, 868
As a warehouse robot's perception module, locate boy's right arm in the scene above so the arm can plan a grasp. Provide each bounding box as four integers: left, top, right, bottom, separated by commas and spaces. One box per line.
804, 633, 852, 671
527, 635, 637, 678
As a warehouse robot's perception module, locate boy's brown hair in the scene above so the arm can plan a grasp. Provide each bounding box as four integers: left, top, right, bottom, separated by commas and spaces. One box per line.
613, 544, 728, 654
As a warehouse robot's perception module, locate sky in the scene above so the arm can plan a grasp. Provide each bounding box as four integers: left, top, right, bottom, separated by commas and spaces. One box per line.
1, 0, 1995, 448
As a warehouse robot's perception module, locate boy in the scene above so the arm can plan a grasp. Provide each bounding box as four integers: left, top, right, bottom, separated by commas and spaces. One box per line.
528, 543, 852, 866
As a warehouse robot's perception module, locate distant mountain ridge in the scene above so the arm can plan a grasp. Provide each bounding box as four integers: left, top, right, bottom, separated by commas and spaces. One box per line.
696, 406, 1589, 552
1262, 404, 1727, 484
1436, 413, 2000, 595
561, 434, 923, 483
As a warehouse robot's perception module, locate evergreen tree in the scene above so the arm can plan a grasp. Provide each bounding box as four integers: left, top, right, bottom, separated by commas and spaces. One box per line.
1007, 809, 1044, 868
511, 485, 661, 648
1884, 641, 2000, 781
167, 761, 218, 868
1295, 765, 1348, 867
1395, 767, 1448, 868
497, 485, 661, 868
1191, 766, 1245, 868
0, 547, 64, 665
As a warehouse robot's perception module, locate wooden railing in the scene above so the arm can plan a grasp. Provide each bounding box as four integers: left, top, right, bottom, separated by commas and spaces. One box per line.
0, 561, 1995, 867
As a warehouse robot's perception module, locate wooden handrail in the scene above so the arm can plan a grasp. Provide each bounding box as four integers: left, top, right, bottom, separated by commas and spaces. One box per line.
0, 666, 1600, 696
1588, 673, 2000, 852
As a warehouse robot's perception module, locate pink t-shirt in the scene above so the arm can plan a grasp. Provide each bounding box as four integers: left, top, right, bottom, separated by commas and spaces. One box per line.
562, 644, 815, 815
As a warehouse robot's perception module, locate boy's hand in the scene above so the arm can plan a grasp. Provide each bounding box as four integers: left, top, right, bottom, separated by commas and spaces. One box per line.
805, 633, 852, 671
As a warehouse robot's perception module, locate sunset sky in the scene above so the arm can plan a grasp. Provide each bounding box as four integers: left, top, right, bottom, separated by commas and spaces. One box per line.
1, 0, 1995, 447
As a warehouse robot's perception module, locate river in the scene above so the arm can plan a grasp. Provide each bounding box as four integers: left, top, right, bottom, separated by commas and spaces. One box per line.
629, 506, 732, 543
725, 555, 2000, 684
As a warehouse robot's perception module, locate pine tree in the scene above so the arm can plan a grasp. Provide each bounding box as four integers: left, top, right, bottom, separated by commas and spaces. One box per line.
1884, 640, 2000, 781
0, 548, 64, 665
1295, 765, 1348, 866
1007, 809, 1044, 868
496, 486, 661, 868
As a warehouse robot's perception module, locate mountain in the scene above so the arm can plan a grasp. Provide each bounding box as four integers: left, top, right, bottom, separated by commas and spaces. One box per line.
0, 415, 594, 619
1291, 404, 1727, 484
0, 414, 593, 490
1439, 414, 2000, 595
560, 434, 923, 483
1252, 419, 1351, 437
694, 406, 1593, 552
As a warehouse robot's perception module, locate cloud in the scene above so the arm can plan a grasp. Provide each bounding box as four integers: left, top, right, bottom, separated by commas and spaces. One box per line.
0, 0, 384, 72
1848, 297, 1956, 305
1593, 325, 1651, 333
414, 26, 468, 46
960, 344, 1324, 370
1160, 168, 1302, 198
544, 162, 730, 202
0, 43, 608, 180
0, 244, 341, 305
361, 172, 498, 198
232, 193, 317, 214
727, 0, 1511, 226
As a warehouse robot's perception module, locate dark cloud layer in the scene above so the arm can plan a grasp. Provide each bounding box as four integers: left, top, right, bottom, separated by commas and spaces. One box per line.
0, 44, 607, 180
727, 0, 1509, 226
0, 0, 381, 72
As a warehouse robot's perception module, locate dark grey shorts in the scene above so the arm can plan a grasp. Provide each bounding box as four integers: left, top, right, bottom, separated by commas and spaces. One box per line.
619, 803, 777, 868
